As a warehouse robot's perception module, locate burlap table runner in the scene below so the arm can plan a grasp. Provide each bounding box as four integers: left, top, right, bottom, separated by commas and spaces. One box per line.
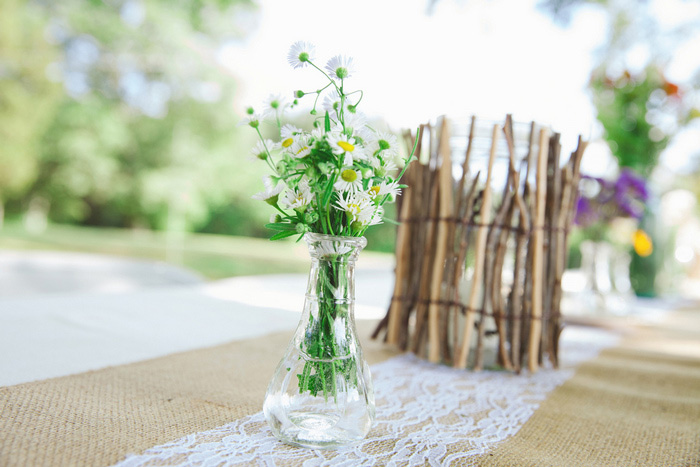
473, 305, 700, 467
2, 311, 699, 467
0, 320, 397, 467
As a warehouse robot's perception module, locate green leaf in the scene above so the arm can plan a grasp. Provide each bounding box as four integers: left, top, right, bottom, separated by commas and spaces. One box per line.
265, 222, 297, 231
321, 172, 338, 207
324, 111, 331, 132
269, 230, 297, 241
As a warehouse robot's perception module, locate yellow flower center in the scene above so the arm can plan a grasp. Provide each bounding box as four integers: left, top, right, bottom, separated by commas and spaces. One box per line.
282, 137, 294, 148
633, 229, 653, 257
296, 146, 309, 155
369, 185, 380, 197
341, 169, 358, 182
338, 140, 355, 152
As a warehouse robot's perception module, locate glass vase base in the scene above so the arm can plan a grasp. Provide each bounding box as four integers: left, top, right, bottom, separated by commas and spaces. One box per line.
270, 412, 369, 450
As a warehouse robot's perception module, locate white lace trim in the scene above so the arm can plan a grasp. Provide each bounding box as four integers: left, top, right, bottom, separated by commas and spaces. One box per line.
115, 327, 617, 467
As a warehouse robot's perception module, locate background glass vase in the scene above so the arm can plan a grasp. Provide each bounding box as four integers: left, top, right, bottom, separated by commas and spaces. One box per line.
263, 233, 374, 449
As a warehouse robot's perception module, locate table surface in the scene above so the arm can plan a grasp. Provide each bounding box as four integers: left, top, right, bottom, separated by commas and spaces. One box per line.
1, 250, 699, 467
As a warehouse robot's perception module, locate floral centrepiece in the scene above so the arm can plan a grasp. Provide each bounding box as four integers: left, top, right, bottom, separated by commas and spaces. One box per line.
573, 168, 652, 309
575, 167, 651, 255
246, 42, 417, 449
247, 42, 414, 241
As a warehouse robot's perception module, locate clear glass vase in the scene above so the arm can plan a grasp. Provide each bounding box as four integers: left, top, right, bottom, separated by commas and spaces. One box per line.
263, 232, 375, 449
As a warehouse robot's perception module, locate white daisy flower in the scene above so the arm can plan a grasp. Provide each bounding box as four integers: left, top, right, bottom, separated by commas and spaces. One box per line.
322, 89, 354, 117
263, 94, 288, 120
322, 90, 341, 113
343, 112, 368, 137
334, 167, 363, 193
288, 41, 316, 69
280, 178, 313, 210
373, 180, 402, 199
335, 192, 373, 222
325, 55, 355, 80
252, 177, 285, 204
310, 127, 326, 142
358, 204, 384, 226
369, 153, 399, 177
280, 124, 302, 149
314, 241, 353, 259
250, 139, 278, 161
327, 131, 353, 155
238, 112, 262, 128
370, 131, 400, 158
327, 132, 367, 163
289, 139, 312, 159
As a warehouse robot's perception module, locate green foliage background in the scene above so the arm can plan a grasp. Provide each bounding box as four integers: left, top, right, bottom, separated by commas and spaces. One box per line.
0, 0, 401, 252
1, 0, 269, 236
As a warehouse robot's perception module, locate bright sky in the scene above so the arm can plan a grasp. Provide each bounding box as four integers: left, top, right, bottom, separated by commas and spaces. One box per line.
220, 0, 700, 177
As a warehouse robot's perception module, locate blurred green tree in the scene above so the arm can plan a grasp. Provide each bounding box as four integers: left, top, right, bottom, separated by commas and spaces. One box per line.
0, 0, 62, 224
6, 0, 261, 232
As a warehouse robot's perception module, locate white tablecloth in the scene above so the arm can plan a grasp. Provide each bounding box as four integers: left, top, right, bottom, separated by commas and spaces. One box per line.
0, 250, 393, 387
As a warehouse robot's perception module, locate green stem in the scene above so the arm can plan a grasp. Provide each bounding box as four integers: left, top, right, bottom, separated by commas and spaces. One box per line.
255, 128, 279, 174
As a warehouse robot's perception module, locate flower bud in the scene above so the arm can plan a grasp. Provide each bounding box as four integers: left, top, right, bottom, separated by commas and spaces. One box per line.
304, 211, 319, 224
350, 220, 364, 232
296, 223, 310, 234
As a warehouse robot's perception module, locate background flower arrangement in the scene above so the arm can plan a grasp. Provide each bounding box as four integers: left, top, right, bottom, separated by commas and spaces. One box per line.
589, 64, 697, 296
575, 167, 651, 255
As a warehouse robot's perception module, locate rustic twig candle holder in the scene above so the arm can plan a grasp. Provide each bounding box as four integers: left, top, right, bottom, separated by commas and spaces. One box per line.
372, 115, 587, 372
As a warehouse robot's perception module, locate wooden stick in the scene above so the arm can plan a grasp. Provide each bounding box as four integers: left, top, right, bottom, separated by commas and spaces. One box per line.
502, 121, 531, 373
475, 136, 516, 370
427, 117, 454, 363
493, 195, 515, 370
377, 127, 424, 345
519, 122, 538, 368
454, 123, 499, 369
439, 116, 477, 363
528, 128, 550, 373
542, 133, 561, 366
456, 116, 477, 214
412, 151, 440, 357
451, 173, 480, 355
401, 128, 431, 350
386, 167, 415, 345
551, 137, 587, 364
445, 118, 478, 360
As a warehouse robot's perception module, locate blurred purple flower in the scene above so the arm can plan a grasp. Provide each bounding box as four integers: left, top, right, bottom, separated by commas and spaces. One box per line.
614, 168, 649, 219
575, 196, 598, 226
574, 168, 649, 228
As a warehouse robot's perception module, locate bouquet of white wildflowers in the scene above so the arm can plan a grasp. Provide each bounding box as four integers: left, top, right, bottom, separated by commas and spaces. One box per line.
246, 42, 418, 241
247, 43, 418, 402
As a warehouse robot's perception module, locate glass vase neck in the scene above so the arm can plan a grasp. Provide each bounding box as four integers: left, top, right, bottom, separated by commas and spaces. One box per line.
304, 233, 367, 262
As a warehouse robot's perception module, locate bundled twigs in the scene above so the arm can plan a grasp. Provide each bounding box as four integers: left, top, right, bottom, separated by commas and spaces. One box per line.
373, 115, 587, 372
